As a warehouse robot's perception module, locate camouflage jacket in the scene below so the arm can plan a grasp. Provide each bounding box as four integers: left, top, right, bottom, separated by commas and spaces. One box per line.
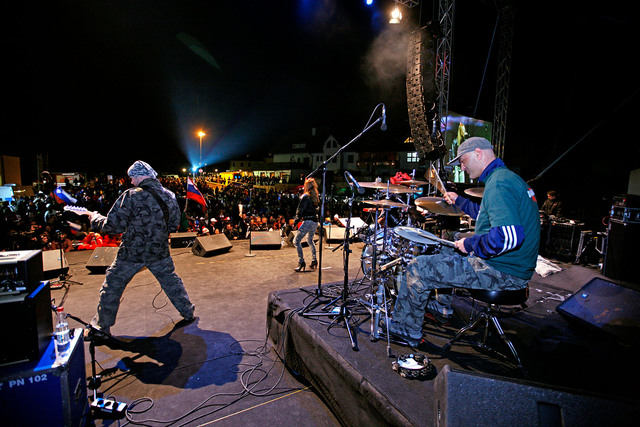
91, 178, 180, 262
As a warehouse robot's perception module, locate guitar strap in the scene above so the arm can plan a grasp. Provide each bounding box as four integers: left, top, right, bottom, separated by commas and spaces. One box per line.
139, 184, 170, 226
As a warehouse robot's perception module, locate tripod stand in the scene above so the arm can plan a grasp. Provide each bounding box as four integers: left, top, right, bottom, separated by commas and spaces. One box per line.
300, 104, 386, 315
63, 310, 127, 420
50, 228, 83, 291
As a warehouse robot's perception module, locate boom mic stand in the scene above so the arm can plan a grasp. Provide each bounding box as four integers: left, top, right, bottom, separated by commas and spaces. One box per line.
300, 104, 386, 316
52, 307, 127, 420
50, 224, 83, 291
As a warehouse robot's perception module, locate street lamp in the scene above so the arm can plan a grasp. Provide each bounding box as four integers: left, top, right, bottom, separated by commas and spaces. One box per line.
198, 131, 206, 166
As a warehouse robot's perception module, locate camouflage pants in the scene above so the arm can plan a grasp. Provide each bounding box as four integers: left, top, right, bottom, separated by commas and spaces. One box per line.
392, 246, 528, 337
294, 220, 318, 264
93, 255, 194, 330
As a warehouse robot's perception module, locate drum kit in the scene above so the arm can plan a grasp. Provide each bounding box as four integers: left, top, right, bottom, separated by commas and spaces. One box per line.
354, 178, 465, 344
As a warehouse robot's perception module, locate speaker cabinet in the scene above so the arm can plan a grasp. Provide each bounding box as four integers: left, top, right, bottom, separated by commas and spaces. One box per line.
323, 226, 346, 242
191, 235, 233, 257
41, 250, 69, 280
0, 281, 52, 366
85, 247, 119, 273
249, 231, 282, 250
434, 365, 639, 426
170, 232, 197, 248
603, 220, 640, 283
557, 277, 640, 346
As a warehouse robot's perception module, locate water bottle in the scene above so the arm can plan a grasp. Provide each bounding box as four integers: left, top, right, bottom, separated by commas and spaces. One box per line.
54, 306, 70, 361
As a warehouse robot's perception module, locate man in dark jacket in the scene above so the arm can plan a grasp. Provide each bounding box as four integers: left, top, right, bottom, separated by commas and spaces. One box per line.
87, 160, 195, 338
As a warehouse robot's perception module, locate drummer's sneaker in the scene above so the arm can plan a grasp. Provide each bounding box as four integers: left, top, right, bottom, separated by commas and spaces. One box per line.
379, 318, 422, 347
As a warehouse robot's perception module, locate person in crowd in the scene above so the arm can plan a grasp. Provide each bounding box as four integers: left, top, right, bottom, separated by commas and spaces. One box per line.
293, 177, 319, 272
384, 137, 540, 346
541, 190, 563, 218
83, 160, 195, 340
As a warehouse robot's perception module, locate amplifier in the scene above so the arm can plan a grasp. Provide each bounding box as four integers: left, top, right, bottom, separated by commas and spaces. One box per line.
0, 250, 43, 294
612, 194, 640, 208
610, 206, 640, 224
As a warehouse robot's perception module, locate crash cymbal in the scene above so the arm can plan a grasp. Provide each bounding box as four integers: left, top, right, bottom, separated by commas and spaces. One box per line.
359, 181, 420, 193
414, 197, 463, 216
464, 187, 485, 198
398, 179, 429, 186
359, 181, 392, 189
363, 199, 409, 208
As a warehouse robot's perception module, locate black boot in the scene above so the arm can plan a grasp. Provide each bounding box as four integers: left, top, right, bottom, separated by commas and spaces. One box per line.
294, 261, 306, 272
309, 260, 318, 270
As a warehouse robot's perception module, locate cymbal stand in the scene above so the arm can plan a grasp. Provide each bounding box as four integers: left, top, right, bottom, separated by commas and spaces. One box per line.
300, 105, 384, 316
324, 187, 362, 350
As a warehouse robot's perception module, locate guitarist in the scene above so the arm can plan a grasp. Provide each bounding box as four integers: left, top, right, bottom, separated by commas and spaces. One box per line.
83, 160, 195, 340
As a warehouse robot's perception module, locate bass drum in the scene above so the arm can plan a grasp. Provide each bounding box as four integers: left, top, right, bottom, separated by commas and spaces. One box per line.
360, 229, 391, 279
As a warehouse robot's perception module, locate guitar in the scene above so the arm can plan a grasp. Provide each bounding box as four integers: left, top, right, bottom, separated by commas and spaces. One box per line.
63, 205, 97, 217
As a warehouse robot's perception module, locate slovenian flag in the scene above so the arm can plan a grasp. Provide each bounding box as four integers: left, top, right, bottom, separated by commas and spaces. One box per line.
186, 177, 207, 210
53, 186, 77, 205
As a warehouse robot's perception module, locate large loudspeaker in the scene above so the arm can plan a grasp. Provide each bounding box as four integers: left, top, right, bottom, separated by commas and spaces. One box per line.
406, 24, 444, 161
85, 247, 119, 273
41, 250, 69, 279
0, 281, 52, 366
249, 231, 282, 250
433, 365, 639, 426
557, 277, 640, 346
191, 235, 233, 257
170, 232, 197, 248
603, 220, 640, 283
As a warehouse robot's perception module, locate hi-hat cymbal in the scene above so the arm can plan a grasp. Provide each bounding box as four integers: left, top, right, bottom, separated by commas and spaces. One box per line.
359, 181, 419, 193
414, 197, 463, 216
398, 179, 429, 186
464, 187, 485, 198
363, 199, 409, 208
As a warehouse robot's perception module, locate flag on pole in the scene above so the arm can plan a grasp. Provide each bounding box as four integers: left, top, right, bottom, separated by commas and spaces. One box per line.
186, 177, 207, 210
53, 186, 77, 205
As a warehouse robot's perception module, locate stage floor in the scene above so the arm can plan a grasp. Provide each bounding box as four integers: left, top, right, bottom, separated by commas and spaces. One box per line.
29, 235, 640, 425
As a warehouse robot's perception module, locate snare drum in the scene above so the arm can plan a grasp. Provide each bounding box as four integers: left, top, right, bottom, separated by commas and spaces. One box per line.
361, 229, 391, 279
389, 226, 440, 261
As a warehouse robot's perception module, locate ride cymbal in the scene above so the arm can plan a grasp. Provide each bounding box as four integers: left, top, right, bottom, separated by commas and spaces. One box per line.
414, 197, 462, 216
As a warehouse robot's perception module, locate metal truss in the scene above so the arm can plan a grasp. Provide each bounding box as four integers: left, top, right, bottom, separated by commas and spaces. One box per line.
492, 3, 513, 159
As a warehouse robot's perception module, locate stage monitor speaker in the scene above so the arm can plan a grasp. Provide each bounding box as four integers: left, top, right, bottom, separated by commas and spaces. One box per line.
170, 232, 197, 248
0, 281, 52, 366
85, 247, 119, 273
556, 277, 640, 346
42, 250, 69, 280
603, 220, 640, 283
323, 226, 346, 242
433, 365, 639, 426
191, 235, 233, 257
250, 231, 282, 250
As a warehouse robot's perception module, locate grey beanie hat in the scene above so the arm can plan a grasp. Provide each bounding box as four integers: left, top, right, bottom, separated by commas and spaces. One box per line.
127, 160, 157, 178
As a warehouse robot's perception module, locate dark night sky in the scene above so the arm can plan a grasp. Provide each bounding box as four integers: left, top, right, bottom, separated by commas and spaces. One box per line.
2, 1, 638, 221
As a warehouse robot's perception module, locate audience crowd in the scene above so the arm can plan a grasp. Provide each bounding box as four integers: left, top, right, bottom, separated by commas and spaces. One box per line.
0, 175, 354, 252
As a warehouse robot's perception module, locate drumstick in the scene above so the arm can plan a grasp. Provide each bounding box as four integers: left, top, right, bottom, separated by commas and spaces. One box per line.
427, 165, 447, 196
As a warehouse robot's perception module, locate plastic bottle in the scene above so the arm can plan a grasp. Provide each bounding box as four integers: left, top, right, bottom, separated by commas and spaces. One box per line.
54, 306, 70, 361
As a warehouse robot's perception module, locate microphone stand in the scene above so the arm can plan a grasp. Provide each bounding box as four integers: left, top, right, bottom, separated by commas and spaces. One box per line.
245, 189, 256, 257
300, 109, 384, 316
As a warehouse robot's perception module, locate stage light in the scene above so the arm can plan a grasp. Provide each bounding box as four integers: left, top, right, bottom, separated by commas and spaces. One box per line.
365, 0, 373, 5
390, 5, 402, 24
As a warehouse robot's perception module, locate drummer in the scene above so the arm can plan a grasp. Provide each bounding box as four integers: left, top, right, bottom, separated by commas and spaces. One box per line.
383, 137, 540, 347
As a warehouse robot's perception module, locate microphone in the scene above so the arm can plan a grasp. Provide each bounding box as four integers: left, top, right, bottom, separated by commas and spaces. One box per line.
344, 171, 365, 194
381, 105, 387, 131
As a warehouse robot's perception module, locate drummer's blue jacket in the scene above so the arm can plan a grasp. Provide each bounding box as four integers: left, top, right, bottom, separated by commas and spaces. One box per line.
454, 158, 540, 280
